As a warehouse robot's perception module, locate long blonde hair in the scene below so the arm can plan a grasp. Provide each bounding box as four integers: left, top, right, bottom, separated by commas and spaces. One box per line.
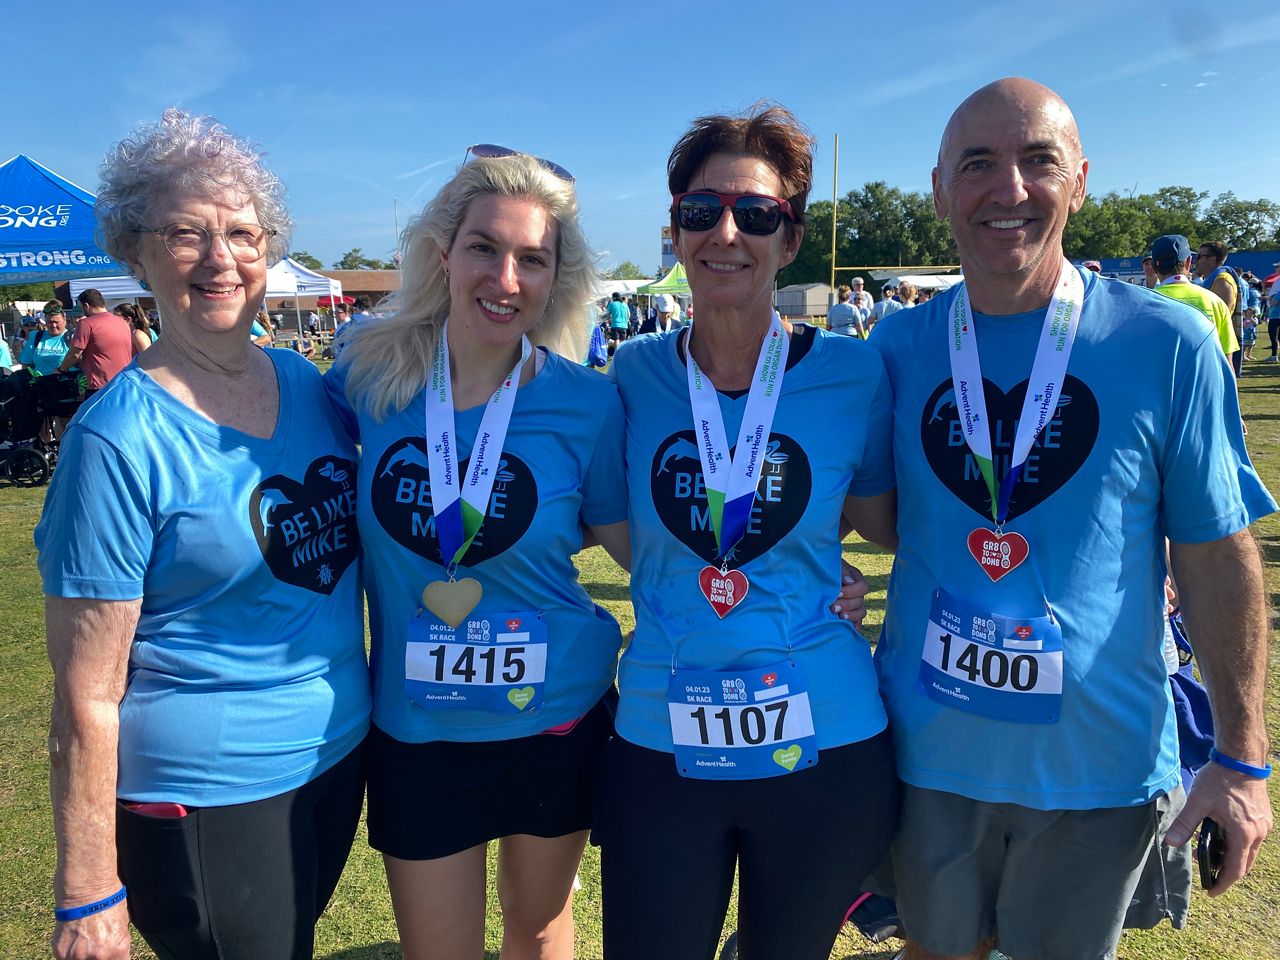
340, 154, 599, 420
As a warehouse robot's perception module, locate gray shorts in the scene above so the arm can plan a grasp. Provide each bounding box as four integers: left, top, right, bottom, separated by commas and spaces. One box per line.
882, 784, 1189, 960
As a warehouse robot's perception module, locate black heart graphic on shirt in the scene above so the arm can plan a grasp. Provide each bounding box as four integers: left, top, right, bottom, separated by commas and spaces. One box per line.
249, 457, 360, 594
371, 436, 537, 565
650, 430, 811, 567
920, 375, 1099, 522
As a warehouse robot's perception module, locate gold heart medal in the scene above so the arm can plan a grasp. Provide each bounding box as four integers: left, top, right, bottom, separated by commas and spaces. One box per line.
421, 577, 483, 630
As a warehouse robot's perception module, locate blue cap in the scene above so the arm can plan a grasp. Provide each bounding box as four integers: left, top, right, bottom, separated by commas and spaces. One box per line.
1151, 235, 1191, 269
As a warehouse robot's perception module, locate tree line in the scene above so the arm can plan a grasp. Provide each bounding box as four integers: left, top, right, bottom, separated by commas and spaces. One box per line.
778, 183, 1280, 287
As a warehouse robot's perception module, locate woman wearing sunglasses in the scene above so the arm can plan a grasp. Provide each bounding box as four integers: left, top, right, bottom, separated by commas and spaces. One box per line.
597, 104, 901, 960
326, 146, 629, 960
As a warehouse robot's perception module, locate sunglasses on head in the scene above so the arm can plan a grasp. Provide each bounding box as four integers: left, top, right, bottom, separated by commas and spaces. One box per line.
672, 191, 795, 236
464, 143, 574, 183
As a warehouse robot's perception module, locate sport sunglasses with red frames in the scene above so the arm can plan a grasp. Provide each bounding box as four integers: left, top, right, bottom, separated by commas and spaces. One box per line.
672, 191, 796, 236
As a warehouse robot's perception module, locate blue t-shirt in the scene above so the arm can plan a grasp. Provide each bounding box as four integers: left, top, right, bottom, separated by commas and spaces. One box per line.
0, 338, 12, 368
607, 300, 630, 329
869, 270, 1275, 810
325, 348, 626, 742
610, 327, 895, 753
35, 350, 371, 806
20, 329, 70, 374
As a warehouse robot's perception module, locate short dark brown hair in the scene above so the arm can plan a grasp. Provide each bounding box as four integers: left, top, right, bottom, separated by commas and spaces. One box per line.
667, 102, 814, 244
77, 288, 105, 309
1198, 240, 1229, 264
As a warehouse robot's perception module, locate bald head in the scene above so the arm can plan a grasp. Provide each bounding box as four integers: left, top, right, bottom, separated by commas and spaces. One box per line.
931, 78, 1089, 313
939, 78, 1081, 169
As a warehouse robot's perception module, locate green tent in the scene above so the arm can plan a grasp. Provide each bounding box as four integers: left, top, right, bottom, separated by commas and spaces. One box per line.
637, 262, 690, 296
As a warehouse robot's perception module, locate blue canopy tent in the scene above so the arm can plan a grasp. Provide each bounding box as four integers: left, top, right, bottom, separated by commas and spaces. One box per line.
0, 155, 123, 284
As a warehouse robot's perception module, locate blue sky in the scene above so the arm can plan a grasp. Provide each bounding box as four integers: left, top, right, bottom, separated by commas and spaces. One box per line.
6, 0, 1277, 274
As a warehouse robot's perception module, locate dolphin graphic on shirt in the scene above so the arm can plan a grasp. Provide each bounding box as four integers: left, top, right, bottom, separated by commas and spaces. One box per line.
929, 389, 957, 424
257, 487, 294, 530
380, 442, 430, 477
658, 437, 700, 475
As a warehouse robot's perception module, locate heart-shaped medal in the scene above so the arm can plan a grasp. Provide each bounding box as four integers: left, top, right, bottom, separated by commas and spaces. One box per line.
698, 566, 750, 619
421, 578, 483, 629
966, 529, 1030, 583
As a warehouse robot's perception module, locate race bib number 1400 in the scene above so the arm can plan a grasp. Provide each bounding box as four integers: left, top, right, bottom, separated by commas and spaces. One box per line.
918, 588, 1063, 724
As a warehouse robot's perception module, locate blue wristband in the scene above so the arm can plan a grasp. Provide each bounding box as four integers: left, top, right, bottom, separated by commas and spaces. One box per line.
54, 886, 127, 922
1209, 748, 1273, 779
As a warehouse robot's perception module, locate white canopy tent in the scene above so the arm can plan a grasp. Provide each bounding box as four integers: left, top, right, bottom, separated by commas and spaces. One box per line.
868, 272, 963, 291
70, 258, 343, 334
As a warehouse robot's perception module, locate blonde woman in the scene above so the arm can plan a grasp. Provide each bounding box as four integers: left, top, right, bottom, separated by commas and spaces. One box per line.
327, 148, 628, 960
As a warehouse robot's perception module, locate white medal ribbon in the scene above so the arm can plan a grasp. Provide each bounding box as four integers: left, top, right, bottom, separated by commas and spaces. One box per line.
424, 320, 532, 570
947, 259, 1084, 525
685, 312, 789, 564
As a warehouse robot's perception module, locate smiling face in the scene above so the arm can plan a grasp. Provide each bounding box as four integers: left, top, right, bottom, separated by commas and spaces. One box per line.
933, 79, 1087, 310
673, 153, 802, 320
440, 194, 557, 355
46, 313, 66, 335
129, 192, 267, 340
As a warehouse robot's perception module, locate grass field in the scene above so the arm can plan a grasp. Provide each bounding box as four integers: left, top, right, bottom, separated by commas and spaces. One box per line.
2, 357, 1279, 960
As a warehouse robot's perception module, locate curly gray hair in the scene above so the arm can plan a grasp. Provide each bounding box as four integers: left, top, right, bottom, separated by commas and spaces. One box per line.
95, 108, 292, 271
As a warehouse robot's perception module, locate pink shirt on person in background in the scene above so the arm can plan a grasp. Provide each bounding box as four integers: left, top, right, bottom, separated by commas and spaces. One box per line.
70, 311, 135, 390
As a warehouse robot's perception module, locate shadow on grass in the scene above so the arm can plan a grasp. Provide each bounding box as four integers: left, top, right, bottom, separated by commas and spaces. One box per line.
581, 580, 632, 602
833, 949, 901, 960
320, 945, 501, 960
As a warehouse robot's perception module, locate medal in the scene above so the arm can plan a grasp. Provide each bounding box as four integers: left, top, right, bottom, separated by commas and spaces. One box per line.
422, 321, 531, 607
947, 260, 1083, 577
698, 566, 750, 619
420, 578, 484, 629
966, 529, 1029, 583
684, 314, 789, 616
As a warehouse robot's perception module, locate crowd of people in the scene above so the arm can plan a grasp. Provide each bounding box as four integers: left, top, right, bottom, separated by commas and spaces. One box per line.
27, 77, 1275, 960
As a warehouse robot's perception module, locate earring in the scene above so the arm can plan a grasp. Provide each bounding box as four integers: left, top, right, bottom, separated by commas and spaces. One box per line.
443, 267, 450, 288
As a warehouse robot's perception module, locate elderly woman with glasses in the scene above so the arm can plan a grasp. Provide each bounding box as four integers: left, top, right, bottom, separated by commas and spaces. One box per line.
36, 109, 370, 960
596, 104, 901, 960
325, 146, 629, 960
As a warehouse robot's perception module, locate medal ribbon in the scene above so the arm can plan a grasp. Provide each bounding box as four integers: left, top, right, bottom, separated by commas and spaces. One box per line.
424, 321, 531, 572
947, 259, 1084, 527
685, 312, 789, 565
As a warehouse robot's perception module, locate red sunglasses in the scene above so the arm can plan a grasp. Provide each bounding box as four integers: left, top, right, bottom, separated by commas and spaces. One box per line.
672, 191, 795, 236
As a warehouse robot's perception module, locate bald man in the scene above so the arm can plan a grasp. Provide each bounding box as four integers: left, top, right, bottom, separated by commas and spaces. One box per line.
868, 78, 1273, 960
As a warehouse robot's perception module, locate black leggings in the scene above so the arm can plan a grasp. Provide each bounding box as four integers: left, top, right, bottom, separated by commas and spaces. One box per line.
115, 741, 366, 960
595, 730, 899, 960
1270, 318, 1280, 356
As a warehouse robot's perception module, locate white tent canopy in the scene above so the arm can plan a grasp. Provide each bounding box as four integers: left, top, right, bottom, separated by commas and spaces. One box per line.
600, 279, 652, 298
69, 257, 342, 302
868, 272, 963, 291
